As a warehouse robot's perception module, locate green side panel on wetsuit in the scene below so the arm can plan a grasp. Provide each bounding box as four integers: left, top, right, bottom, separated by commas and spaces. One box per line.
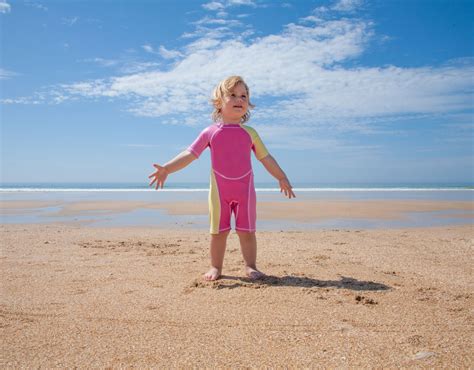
241, 125, 269, 160
209, 171, 221, 234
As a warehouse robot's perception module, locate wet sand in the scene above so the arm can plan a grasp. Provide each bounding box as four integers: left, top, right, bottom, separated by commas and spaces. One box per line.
1, 220, 473, 367
1, 198, 473, 221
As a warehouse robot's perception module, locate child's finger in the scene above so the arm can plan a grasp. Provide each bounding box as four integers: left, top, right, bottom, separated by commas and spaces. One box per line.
284, 186, 295, 198
149, 177, 156, 187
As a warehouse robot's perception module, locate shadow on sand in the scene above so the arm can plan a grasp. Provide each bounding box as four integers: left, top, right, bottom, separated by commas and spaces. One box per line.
201, 275, 391, 291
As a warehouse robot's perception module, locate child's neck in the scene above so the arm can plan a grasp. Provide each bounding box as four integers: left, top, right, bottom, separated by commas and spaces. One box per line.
221, 115, 242, 125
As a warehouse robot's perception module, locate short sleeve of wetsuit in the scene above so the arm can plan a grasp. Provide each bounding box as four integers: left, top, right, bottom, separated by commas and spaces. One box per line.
242, 126, 270, 160
187, 127, 211, 158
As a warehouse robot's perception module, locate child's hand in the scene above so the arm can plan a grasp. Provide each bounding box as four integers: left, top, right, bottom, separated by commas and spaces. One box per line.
279, 177, 296, 199
148, 164, 169, 190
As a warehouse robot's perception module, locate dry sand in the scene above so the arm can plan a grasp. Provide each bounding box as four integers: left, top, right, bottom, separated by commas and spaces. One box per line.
1, 220, 473, 367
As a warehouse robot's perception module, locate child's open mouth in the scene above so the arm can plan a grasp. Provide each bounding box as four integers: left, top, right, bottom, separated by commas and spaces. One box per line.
233, 105, 243, 108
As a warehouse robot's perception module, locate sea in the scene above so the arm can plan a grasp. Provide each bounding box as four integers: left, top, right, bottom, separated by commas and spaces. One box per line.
1, 182, 473, 229
1, 181, 473, 199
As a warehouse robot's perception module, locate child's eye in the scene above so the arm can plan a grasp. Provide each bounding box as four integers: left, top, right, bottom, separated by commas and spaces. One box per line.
241, 95, 247, 99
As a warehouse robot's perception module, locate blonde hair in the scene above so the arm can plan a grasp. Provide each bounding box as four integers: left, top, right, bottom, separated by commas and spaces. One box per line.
211, 75, 255, 123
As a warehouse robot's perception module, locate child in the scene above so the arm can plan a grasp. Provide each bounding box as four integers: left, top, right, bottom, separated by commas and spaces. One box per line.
148, 76, 295, 281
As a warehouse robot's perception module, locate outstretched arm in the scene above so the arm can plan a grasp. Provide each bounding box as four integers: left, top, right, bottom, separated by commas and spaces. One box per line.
148, 150, 196, 190
259, 154, 296, 199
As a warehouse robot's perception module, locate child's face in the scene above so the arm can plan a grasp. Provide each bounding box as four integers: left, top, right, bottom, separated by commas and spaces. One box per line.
219, 82, 249, 123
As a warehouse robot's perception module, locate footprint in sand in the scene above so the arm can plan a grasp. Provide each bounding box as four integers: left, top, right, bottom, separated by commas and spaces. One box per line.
145, 304, 160, 310
311, 255, 330, 261
407, 335, 423, 345
355, 295, 378, 305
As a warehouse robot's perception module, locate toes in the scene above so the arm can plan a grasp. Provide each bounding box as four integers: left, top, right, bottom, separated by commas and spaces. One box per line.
207, 274, 218, 281
247, 270, 265, 280
203, 269, 220, 281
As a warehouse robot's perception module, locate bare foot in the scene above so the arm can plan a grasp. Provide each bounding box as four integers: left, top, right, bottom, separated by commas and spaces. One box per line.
203, 267, 221, 281
245, 266, 266, 280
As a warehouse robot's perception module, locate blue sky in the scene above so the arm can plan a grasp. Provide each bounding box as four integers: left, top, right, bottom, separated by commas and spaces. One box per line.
1, 0, 473, 185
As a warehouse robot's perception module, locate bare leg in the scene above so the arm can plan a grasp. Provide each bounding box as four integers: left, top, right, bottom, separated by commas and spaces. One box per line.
237, 231, 266, 280
203, 230, 229, 281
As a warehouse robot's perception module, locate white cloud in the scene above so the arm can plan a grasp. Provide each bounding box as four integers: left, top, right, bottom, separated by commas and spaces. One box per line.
25, 1, 48, 11
82, 57, 159, 74
194, 16, 242, 27
83, 57, 119, 68
119, 61, 160, 74
0, 0, 11, 13
61, 80, 114, 97
185, 37, 222, 53
203, 0, 257, 10
253, 63, 474, 129
142, 44, 182, 60
312, 5, 330, 15
5, 4, 474, 149
181, 25, 238, 40
188, 1, 251, 36
62, 16, 79, 26
300, 15, 325, 24
202, 1, 224, 11
53, 15, 472, 132
1, 97, 39, 104
227, 0, 257, 7
142, 44, 155, 54
1, 90, 50, 104
158, 46, 183, 60
332, 0, 363, 12
0, 68, 18, 79
182, 11, 252, 43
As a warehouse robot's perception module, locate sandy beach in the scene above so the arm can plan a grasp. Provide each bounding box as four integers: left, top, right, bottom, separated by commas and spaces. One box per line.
3, 0, 473, 365
1, 196, 473, 367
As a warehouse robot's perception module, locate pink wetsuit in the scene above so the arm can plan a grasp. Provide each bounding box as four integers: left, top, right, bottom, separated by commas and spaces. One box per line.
187, 123, 269, 234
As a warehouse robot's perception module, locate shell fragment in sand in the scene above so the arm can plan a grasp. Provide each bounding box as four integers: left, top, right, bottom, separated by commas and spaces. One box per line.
413, 351, 436, 360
